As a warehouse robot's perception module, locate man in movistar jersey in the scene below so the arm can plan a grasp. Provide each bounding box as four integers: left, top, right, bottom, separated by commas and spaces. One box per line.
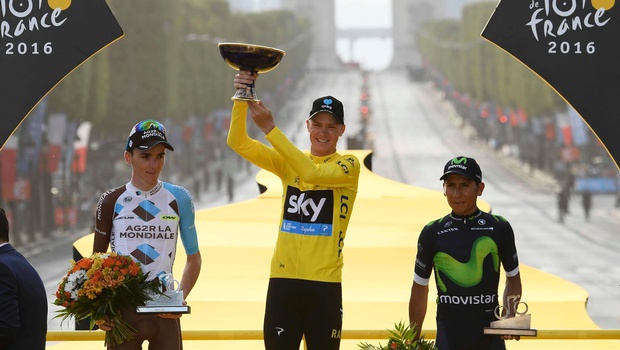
228, 71, 360, 350
409, 156, 523, 350
93, 120, 202, 350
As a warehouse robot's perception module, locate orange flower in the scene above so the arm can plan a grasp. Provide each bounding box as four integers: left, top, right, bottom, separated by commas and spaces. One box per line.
92, 269, 103, 280
103, 257, 116, 268
71, 258, 93, 273
129, 263, 140, 276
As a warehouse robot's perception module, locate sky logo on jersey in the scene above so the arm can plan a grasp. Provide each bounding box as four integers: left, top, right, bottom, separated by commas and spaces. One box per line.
282, 186, 333, 236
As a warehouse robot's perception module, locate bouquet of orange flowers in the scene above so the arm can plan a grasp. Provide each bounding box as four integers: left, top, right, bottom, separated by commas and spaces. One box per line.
54, 252, 163, 347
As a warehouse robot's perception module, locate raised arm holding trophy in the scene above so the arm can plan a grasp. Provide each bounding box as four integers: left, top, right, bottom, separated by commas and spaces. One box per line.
222, 41, 361, 350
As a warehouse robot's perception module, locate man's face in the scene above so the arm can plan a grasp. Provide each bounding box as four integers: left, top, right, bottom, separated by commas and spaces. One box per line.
125, 143, 167, 189
306, 112, 345, 157
442, 174, 484, 216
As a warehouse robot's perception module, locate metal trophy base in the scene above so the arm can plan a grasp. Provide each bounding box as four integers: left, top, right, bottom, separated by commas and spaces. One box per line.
483, 327, 537, 336
231, 86, 258, 102
483, 314, 537, 336
136, 305, 191, 314
137, 275, 190, 314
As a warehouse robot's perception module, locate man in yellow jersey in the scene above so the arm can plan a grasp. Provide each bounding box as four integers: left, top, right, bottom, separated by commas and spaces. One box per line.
228, 70, 360, 350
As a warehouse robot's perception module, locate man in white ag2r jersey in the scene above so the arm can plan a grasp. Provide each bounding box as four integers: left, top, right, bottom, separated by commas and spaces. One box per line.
93, 120, 202, 350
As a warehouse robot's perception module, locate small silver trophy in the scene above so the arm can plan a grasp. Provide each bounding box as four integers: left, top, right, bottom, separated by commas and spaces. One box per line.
483, 295, 536, 336
136, 274, 190, 314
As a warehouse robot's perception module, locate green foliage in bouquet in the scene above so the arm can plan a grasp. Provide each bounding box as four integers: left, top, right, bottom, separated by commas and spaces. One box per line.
54, 252, 163, 347
358, 321, 438, 350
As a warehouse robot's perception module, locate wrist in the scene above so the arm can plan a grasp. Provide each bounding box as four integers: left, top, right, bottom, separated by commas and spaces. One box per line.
262, 124, 276, 135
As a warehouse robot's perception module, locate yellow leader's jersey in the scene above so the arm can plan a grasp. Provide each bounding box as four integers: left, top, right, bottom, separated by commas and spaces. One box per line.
228, 101, 360, 283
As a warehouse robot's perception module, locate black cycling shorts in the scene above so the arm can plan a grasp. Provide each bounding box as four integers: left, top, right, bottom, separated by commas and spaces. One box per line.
435, 318, 506, 350
263, 278, 342, 350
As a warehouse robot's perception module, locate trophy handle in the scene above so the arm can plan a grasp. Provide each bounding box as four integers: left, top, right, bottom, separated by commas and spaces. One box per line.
495, 295, 529, 319
160, 273, 181, 293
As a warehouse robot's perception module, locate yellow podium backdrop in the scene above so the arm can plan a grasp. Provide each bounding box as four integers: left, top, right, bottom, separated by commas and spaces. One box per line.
50, 151, 619, 349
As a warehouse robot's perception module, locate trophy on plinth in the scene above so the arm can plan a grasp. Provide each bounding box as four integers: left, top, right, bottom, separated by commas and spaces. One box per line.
484, 295, 537, 336
218, 42, 286, 101
136, 274, 190, 314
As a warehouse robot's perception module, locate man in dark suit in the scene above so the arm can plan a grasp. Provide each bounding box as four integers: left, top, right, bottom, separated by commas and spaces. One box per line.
0, 208, 48, 349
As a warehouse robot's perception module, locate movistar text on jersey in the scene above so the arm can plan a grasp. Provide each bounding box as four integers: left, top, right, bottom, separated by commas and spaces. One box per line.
439, 294, 497, 305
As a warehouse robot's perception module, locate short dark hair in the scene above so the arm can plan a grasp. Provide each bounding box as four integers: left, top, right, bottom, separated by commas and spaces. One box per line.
0, 208, 9, 242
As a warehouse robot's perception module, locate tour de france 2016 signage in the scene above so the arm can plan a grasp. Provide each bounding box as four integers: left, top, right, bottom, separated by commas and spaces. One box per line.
0, 0, 123, 149
482, 0, 620, 169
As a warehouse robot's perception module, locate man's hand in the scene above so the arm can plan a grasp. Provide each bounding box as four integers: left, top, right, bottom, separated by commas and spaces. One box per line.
95, 318, 114, 331
501, 334, 521, 341
247, 100, 276, 135
156, 300, 187, 319
233, 70, 275, 134
234, 70, 257, 91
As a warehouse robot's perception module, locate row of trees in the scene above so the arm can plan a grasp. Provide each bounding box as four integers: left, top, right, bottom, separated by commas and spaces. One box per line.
415, 2, 618, 194
1, 0, 312, 244
46, 0, 312, 143
416, 2, 565, 117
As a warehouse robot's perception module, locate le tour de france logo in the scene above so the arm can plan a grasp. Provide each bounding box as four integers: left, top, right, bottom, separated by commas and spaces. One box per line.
1, 0, 71, 41
526, 0, 613, 51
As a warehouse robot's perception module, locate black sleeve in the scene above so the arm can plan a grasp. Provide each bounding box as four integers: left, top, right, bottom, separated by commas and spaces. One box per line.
499, 220, 519, 274
414, 223, 437, 281
0, 265, 19, 348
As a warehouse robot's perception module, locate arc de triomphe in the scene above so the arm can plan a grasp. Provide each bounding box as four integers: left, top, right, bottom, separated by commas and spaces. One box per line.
282, 0, 444, 70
